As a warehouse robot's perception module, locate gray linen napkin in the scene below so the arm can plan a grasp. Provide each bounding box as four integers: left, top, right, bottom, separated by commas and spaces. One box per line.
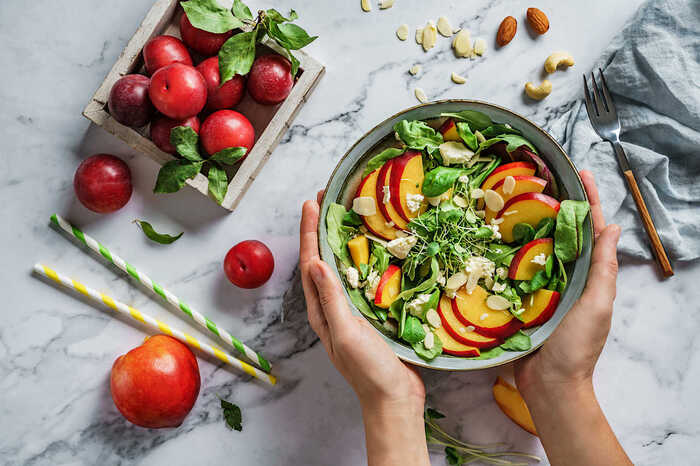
548, 0, 700, 261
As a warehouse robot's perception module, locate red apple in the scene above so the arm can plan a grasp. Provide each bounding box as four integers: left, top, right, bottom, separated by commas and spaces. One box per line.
74, 154, 132, 213
108, 75, 154, 128
111, 334, 200, 428
150, 115, 200, 154
200, 110, 255, 156
179, 14, 233, 56
247, 54, 294, 105
196, 57, 246, 111
143, 35, 192, 75
224, 240, 274, 289
149, 63, 207, 119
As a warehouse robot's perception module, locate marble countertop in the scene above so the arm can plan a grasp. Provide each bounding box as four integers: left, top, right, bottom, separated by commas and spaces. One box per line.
2, 0, 698, 464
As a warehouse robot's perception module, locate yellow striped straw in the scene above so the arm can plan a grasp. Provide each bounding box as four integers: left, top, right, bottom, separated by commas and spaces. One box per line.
34, 263, 276, 386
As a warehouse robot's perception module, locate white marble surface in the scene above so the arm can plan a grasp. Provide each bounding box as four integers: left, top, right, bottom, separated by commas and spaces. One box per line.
1, 0, 699, 464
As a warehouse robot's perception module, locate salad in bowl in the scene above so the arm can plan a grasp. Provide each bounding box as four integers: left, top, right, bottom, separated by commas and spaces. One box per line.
322, 102, 591, 367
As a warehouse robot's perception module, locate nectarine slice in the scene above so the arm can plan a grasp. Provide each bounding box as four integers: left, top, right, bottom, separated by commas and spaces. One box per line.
484, 175, 547, 222
438, 118, 460, 141
355, 170, 399, 240
493, 376, 537, 436
389, 151, 426, 222
437, 295, 501, 348
495, 192, 560, 243
347, 235, 369, 270
452, 286, 522, 338
374, 264, 402, 309
376, 160, 409, 230
508, 238, 553, 281
520, 288, 560, 328
481, 161, 537, 193
434, 324, 480, 357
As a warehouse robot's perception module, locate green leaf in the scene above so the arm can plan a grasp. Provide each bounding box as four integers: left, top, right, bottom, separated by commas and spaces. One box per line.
396, 257, 439, 302
154, 160, 203, 193
402, 316, 426, 343
484, 244, 520, 266
287, 49, 300, 76
408, 210, 439, 236
425, 408, 446, 420
342, 209, 363, 226
273, 23, 318, 50
372, 245, 391, 274
534, 217, 555, 239
456, 122, 478, 151
348, 288, 378, 320
441, 110, 492, 131
445, 446, 463, 465
210, 147, 247, 165
231, 0, 253, 21
518, 269, 549, 294
207, 163, 229, 204
500, 330, 532, 351
513, 223, 535, 245
480, 123, 522, 139
545, 254, 554, 277
412, 331, 442, 361
220, 398, 242, 431
181, 0, 243, 34
265, 8, 298, 22
477, 134, 538, 156
393, 120, 443, 152
426, 242, 440, 257
469, 346, 505, 360
219, 28, 258, 83
170, 126, 203, 162
422, 166, 464, 197
134, 220, 183, 244
363, 148, 405, 176
468, 157, 500, 189
554, 200, 590, 263
325, 203, 354, 267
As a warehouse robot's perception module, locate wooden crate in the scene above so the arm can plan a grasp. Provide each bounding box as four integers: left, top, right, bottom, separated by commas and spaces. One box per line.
82, 0, 324, 210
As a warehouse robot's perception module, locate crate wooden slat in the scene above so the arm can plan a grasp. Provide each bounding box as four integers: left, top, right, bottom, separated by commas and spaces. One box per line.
83, 0, 324, 210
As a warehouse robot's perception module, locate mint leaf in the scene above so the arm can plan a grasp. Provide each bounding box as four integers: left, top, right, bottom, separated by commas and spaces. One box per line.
154, 160, 203, 193
134, 220, 183, 244
210, 147, 246, 165
220, 398, 242, 431
170, 126, 203, 162
207, 163, 229, 204
273, 23, 317, 50
181, 0, 243, 34
219, 28, 258, 83
231, 0, 253, 21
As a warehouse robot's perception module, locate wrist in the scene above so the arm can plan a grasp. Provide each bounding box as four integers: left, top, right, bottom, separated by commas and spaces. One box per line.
361, 395, 425, 425
520, 374, 595, 411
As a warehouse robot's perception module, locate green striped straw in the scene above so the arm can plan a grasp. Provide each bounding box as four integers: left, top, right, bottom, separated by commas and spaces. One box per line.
50, 214, 271, 373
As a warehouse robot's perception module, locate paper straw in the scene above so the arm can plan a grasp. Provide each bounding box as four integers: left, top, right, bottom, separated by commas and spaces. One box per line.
34, 263, 276, 386
50, 214, 271, 373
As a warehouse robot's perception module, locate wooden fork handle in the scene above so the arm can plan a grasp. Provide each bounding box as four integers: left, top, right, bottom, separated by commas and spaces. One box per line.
622, 169, 674, 277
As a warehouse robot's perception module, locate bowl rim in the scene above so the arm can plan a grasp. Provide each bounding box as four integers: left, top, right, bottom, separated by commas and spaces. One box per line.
317, 99, 592, 371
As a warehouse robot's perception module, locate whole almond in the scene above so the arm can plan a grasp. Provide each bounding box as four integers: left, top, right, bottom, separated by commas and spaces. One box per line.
526, 8, 549, 34
496, 16, 517, 46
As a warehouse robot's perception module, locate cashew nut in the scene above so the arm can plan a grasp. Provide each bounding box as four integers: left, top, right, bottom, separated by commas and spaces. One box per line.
544, 52, 575, 73
451, 72, 466, 84
524, 80, 552, 100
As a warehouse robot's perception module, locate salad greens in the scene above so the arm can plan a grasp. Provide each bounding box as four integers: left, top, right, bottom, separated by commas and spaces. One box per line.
325, 109, 590, 362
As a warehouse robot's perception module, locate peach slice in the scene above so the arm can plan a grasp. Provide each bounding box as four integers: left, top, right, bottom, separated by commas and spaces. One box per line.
520, 288, 560, 328
437, 295, 501, 348
347, 235, 369, 270
376, 159, 409, 230
508, 238, 554, 280
451, 285, 522, 339
484, 175, 547, 222
389, 150, 426, 222
355, 170, 399, 240
434, 324, 480, 357
374, 264, 402, 309
438, 118, 460, 141
495, 192, 560, 243
480, 161, 537, 193
493, 376, 538, 436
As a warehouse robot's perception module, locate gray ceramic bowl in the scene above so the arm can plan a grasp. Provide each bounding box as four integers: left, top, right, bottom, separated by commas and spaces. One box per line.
319, 100, 592, 370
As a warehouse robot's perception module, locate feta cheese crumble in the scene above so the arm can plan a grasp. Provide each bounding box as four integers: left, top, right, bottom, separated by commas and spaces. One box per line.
386, 235, 418, 259
364, 269, 380, 300
406, 293, 431, 316
382, 185, 391, 204
531, 253, 548, 266
345, 266, 360, 288
406, 193, 424, 213
439, 141, 475, 165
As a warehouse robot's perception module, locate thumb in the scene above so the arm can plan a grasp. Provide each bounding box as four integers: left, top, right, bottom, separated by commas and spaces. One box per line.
309, 259, 353, 331
579, 224, 621, 312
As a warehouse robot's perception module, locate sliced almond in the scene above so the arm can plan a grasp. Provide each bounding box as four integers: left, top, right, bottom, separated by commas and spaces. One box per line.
452, 29, 473, 58
451, 72, 467, 84
425, 309, 442, 328
396, 24, 409, 41
423, 331, 435, 349
415, 27, 424, 44
437, 16, 453, 37
503, 175, 516, 194
379, 0, 394, 9
361, 0, 371, 12
486, 295, 511, 311
473, 38, 486, 56
484, 189, 504, 212
415, 87, 428, 103
470, 188, 484, 199
446, 271, 467, 290
352, 196, 376, 216
422, 21, 437, 51
409, 64, 421, 75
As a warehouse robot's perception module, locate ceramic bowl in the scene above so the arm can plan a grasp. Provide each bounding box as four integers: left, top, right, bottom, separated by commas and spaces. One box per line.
318, 100, 593, 370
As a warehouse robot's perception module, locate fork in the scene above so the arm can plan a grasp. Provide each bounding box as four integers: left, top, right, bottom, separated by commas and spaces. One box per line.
583, 68, 674, 277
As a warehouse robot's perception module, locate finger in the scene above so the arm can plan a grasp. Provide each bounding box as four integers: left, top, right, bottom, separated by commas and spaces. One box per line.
580, 170, 606, 237
578, 224, 621, 312
309, 259, 353, 331
316, 190, 325, 205
300, 200, 320, 266
300, 264, 332, 350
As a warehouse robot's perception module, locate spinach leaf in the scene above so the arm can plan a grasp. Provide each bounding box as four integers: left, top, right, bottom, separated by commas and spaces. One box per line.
426, 242, 440, 257
480, 124, 522, 139
325, 203, 353, 267
218, 28, 258, 83
534, 217, 555, 239
393, 120, 443, 152
372, 245, 391, 274
472, 226, 496, 239
207, 163, 229, 204
363, 148, 405, 176
342, 209, 363, 226
468, 157, 500, 189
484, 243, 521, 266
402, 315, 426, 343
422, 167, 464, 197
554, 200, 590, 263
220, 398, 243, 431
518, 269, 549, 294
389, 298, 403, 321
477, 134, 538, 156
412, 331, 443, 361
170, 126, 203, 162
396, 257, 439, 302
154, 160, 203, 193
500, 330, 532, 351
469, 346, 504, 360
513, 223, 535, 245
210, 147, 247, 165
181, 0, 243, 34
456, 122, 478, 151
134, 220, 183, 244
348, 288, 378, 320
440, 110, 492, 131
359, 263, 369, 280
